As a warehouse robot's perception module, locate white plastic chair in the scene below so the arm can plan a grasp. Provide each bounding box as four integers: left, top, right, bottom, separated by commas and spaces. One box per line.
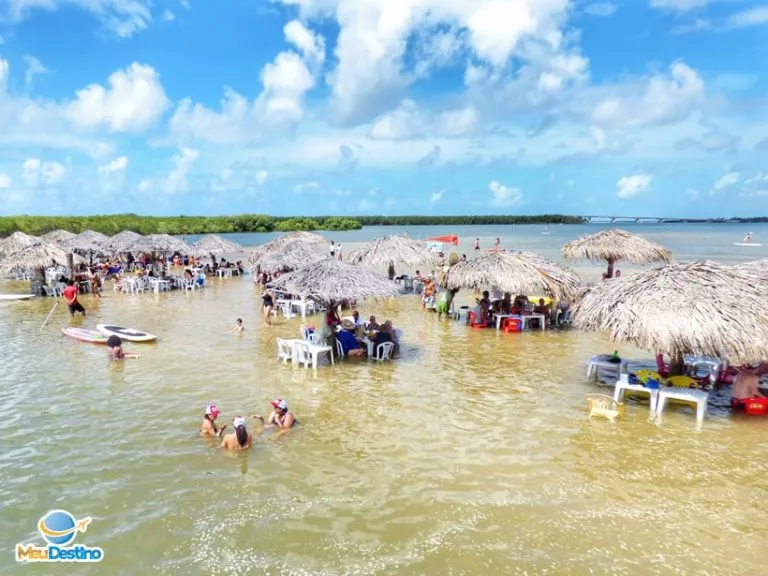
292, 341, 312, 369
309, 332, 323, 345
281, 302, 296, 319
276, 338, 293, 363
185, 280, 196, 291
375, 342, 394, 361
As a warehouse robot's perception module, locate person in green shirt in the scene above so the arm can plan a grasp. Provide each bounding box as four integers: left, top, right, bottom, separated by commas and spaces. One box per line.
436, 288, 459, 320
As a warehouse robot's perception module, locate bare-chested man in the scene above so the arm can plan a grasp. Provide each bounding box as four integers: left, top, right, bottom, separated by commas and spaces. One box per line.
732, 364, 768, 400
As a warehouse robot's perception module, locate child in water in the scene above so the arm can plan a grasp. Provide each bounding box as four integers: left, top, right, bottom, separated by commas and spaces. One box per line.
234, 318, 244, 332
107, 335, 140, 359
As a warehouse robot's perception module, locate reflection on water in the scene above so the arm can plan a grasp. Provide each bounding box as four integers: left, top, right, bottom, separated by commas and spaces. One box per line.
2, 225, 768, 575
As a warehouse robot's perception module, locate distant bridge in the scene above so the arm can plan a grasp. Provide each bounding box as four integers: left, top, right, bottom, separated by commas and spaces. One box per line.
582, 216, 743, 224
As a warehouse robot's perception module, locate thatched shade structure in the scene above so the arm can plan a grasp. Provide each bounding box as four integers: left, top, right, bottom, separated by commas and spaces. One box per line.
347, 235, 437, 269
0, 231, 40, 257
256, 241, 326, 273
444, 250, 584, 301
192, 234, 244, 256
248, 231, 326, 265
266, 258, 399, 304
41, 229, 76, 244
61, 229, 109, 255
562, 228, 672, 278
573, 261, 768, 371
106, 230, 142, 252
0, 240, 86, 274
122, 234, 190, 254
733, 259, 768, 281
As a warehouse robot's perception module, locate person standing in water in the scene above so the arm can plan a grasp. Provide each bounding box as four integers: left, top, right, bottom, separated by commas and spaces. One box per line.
254, 399, 296, 429
221, 416, 252, 450
62, 279, 86, 316
234, 318, 244, 332
201, 405, 227, 437
436, 288, 459, 320
106, 335, 139, 359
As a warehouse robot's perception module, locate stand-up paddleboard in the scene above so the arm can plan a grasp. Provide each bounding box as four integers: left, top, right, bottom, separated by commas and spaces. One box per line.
0, 294, 35, 300
96, 324, 157, 342
733, 242, 763, 247
61, 327, 109, 344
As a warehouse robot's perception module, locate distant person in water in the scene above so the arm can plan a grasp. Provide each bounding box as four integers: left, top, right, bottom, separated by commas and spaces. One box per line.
262, 289, 274, 327
254, 399, 296, 429
474, 238, 480, 251
234, 318, 244, 332
615, 270, 622, 278
743, 232, 753, 244
62, 279, 85, 316
201, 404, 227, 437
221, 416, 252, 450
107, 335, 139, 359
436, 288, 459, 320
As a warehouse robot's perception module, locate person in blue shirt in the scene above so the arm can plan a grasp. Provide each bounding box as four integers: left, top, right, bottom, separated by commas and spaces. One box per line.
338, 319, 365, 357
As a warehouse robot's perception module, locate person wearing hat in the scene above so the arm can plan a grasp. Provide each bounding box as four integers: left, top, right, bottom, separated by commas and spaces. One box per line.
338, 319, 365, 357
220, 416, 252, 450
254, 399, 296, 429
107, 335, 140, 360
201, 404, 227, 437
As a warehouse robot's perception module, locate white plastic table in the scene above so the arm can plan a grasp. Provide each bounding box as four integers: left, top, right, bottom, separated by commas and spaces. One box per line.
291, 340, 333, 369
587, 356, 628, 382
655, 388, 709, 427
613, 378, 660, 413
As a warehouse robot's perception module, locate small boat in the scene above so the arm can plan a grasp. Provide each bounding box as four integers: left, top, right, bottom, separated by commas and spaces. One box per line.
0, 294, 35, 301
96, 324, 157, 342
733, 242, 763, 247
427, 235, 459, 245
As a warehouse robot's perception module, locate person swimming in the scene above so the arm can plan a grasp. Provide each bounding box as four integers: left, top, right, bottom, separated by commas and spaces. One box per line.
234, 318, 244, 332
220, 416, 252, 450
201, 404, 227, 437
254, 399, 296, 429
107, 335, 139, 359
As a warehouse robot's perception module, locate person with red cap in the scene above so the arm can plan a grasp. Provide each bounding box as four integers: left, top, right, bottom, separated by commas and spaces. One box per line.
201, 404, 227, 437
254, 399, 296, 429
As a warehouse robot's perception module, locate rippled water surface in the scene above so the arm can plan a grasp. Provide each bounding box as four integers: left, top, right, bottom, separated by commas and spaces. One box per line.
2, 224, 768, 575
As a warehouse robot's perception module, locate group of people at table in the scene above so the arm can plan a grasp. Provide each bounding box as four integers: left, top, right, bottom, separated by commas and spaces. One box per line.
325, 309, 400, 359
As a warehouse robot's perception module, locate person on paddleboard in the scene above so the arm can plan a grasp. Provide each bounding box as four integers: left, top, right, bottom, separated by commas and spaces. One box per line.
62, 279, 86, 316
220, 416, 252, 451
254, 399, 296, 429
201, 404, 227, 437
743, 232, 753, 244
107, 335, 140, 360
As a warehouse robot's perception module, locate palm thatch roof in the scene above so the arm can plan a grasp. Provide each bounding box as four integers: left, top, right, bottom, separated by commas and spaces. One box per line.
256, 241, 326, 273
191, 234, 244, 256
61, 229, 109, 255
347, 234, 438, 268
444, 250, 584, 301
562, 229, 672, 275
106, 230, 142, 252
0, 240, 86, 273
248, 231, 326, 265
40, 229, 76, 244
733, 258, 768, 280
0, 231, 40, 257
267, 258, 399, 303
572, 260, 768, 364
121, 234, 191, 254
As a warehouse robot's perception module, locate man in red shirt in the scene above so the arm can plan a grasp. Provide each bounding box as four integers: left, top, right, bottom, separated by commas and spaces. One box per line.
62, 279, 86, 316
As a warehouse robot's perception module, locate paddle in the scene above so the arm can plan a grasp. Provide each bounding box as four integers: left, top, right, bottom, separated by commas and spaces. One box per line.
40, 301, 59, 333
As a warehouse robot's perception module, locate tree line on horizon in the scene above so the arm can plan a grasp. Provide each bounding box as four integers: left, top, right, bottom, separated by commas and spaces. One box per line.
0, 213, 589, 237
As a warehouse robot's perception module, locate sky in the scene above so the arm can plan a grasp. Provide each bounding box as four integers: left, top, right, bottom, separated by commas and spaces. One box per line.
0, 0, 767, 218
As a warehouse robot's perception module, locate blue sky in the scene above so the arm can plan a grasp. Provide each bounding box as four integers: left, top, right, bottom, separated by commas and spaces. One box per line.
0, 0, 767, 218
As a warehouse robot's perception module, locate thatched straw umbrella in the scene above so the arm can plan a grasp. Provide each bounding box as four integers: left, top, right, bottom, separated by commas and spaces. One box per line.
347, 234, 438, 279
192, 234, 244, 257
248, 231, 326, 266
41, 229, 76, 244
572, 261, 768, 374
562, 228, 672, 279
0, 231, 40, 257
122, 234, 191, 255
106, 230, 142, 252
267, 258, 399, 305
733, 259, 768, 281
61, 230, 109, 256
256, 241, 326, 273
444, 250, 584, 302
0, 240, 86, 274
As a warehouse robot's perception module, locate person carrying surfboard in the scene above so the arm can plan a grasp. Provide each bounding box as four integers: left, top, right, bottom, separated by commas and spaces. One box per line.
106, 335, 140, 360
62, 280, 86, 317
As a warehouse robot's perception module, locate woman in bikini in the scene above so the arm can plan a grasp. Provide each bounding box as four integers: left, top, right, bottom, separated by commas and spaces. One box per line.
262, 289, 274, 326
254, 399, 296, 429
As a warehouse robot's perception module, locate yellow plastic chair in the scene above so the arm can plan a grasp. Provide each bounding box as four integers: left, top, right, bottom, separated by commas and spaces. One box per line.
634, 370, 663, 384
665, 375, 699, 407
586, 394, 625, 421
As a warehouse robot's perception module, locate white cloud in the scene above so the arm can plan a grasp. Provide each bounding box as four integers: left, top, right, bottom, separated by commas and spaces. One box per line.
161, 148, 199, 194
0, 173, 11, 188
66, 62, 170, 132
22, 158, 65, 187
284, 20, 325, 64
616, 174, 652, 198
685, 188, 699, 200
8, 0, 153, 37
294, 181, 320, 193
23, 55, 48, 85
137, 178, 153, 192
98, 155, 128, 175
97, 155, 128, 194
429, 189, 444, 204
489, 180, 522, 207
583, 3, 617, 17
591, 62, 704, 129
258, 52, 315, 123
180, 0, 191, 8
726, 7, 768, 29
712, 171, 739, 192
744, 172, 768, 185
162, 9, 176, 21
370, 99, 479, 140
649, 0, 711, 11
169, 89, 252, 144
256, 170, 268, 185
